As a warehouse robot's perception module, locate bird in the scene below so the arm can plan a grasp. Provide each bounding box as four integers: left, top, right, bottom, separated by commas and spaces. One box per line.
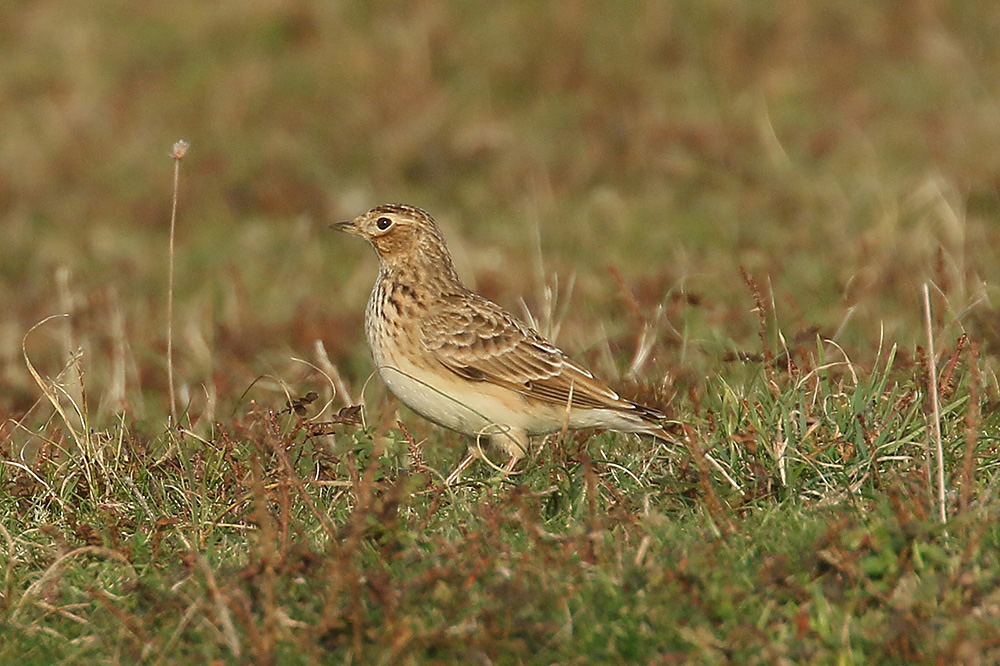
334, 203, 702, 484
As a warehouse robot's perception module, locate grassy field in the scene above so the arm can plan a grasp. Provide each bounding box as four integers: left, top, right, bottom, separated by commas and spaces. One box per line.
3, 2, 1000, 663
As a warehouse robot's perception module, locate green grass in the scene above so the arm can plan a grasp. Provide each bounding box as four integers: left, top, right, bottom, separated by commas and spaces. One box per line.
4, 2, 1000, 664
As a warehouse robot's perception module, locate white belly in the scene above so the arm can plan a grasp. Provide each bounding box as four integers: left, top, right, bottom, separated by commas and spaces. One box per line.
375, 353, 654, 439
377, 357, 559, 437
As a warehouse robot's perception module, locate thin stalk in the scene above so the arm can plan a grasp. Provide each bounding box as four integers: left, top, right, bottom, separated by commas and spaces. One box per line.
167, 140, 188, 423
923, 283, 947, 525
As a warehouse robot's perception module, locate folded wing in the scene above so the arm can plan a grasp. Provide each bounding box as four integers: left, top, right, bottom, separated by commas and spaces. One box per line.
421, 294, 647, 414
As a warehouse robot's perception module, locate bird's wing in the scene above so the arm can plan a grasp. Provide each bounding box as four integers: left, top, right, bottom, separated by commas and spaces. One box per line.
420, 294, 635, 412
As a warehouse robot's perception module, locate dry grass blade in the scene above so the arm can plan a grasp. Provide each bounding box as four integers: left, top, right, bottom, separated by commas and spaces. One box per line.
10, 546, 137, 622
682, 424, 734, 536
264, 417, 340, 540
194, 552, 241, 658
21, 314, 83, 448
0, 521, 13, 606
960, 339, 981, 514
923, 283, 947, 525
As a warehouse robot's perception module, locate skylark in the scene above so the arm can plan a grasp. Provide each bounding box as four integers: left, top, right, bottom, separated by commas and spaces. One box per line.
335, 203, 677, 482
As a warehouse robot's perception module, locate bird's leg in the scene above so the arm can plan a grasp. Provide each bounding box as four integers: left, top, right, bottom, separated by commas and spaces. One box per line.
445, 451, 477, 486
490, 428, 528, 478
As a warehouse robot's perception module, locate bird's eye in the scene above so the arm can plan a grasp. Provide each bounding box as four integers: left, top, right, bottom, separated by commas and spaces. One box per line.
375, 216, 393, 231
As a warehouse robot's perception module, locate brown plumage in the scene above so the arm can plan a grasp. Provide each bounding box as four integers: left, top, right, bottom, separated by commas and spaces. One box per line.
335, 203, 676, 482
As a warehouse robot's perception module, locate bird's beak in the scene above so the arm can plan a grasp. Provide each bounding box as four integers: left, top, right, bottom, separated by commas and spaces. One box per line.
331, 219, 359, 235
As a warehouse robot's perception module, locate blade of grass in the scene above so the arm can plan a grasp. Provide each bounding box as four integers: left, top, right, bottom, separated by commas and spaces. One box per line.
923, 283, 947, 525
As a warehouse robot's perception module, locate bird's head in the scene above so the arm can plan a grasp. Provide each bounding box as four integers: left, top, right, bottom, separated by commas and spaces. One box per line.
334, 203, 460, 280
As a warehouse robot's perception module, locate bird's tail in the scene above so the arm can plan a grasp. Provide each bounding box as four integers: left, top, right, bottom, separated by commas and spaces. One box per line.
624, 400, 680, 443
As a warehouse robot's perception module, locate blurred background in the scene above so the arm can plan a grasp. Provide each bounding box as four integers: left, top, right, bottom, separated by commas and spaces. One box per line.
2, 1, 999, 422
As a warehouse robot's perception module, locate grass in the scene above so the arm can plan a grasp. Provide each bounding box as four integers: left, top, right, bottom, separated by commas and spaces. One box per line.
3, 1, 1000, 664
